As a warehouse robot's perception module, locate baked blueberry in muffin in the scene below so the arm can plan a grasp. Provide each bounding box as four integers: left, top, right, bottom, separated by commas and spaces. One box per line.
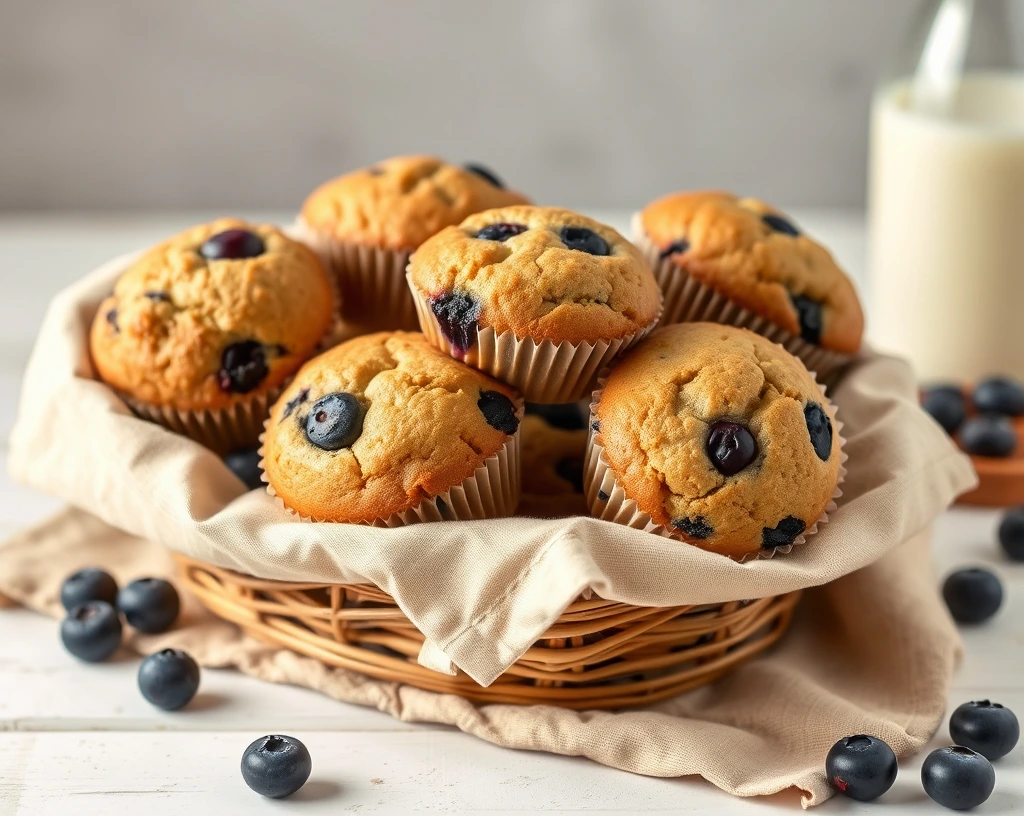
587, 322, 842, 559
262, 332, 522, 523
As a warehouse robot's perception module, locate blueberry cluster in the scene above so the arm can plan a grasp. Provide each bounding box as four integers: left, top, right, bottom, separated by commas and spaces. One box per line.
58, 567, 313, 797
922, 375, 1024, 457
827, 700, 1017, 808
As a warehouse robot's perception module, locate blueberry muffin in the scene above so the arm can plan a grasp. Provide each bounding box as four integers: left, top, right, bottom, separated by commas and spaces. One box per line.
518, 412, 589, 518
408, 205, 662, 402
587, 323, 842, 559
261, 331, 522, 524
633, 191, 863, 374
297, 156, 529, 333
90, 218, 334, 451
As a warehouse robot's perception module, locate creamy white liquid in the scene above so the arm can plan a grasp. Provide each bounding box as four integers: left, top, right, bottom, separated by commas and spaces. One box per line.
868, 73, 1024, 382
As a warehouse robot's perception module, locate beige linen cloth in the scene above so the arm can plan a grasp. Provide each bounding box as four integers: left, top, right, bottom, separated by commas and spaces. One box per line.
2, 254, 978, 805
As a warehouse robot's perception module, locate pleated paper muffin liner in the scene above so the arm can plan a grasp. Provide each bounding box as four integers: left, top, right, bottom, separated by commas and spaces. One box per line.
122, 386, 284, 455
408, 279, 659, 404
290, 217, 419, 333
631, 215, 852, 378
582, 372, 848, 563
258, 423, 521, 527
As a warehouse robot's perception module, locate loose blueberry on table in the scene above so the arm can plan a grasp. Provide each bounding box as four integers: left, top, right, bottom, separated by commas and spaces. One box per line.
223, 448, 263, 490
825, 734, 898, 801
304, 392, 364, 450
942, 568, 1003, 624
117, 578, 181, 634
199, 228, 265, 261
241, 734, 312, 799
949, 700, 1020, 761
60, 567, 119, 612
60, 600, 123, 662
973, 376, 1024, 417
959, 414, 1017, 457
997, 505, 1024, 561
922, 385, 967, 435
921, 746, 995, 810
138, 648, 201, 711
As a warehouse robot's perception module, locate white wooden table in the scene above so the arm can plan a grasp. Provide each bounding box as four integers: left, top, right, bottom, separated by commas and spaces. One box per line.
0, 212, 1021, 815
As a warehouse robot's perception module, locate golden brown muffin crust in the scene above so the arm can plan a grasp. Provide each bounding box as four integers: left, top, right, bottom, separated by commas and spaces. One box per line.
300, 155, 530, 250
518, 414, 589, 518
89, 218, 333, 411
263, 332, 522, 523
638, 191, 863, 354
596, 323, 841, 558
408, 206, 662, 344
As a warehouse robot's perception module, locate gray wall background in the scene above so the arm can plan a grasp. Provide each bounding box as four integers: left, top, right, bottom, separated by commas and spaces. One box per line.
0, 0, 916, 211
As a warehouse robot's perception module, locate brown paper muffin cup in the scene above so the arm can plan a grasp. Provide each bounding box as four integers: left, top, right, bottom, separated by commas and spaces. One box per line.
583, 375, 847, 562
291, 218, 419, 334
122, 386, 283, 455
409, 279, 659, 404
631, 215, 852, 378
258, 425, 521, 527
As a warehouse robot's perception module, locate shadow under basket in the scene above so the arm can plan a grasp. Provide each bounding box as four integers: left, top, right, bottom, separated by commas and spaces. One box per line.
175, 554, 802, 710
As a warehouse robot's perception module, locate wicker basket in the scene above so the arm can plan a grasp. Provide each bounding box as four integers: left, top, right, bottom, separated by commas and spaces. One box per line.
176, 554, 802, 710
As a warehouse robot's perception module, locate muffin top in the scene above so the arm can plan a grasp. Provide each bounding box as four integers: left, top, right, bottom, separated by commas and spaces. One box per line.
90, 219, 333, 411
262, 332, 522, 523
518, 412, 589, 518
408, 205, 662, 346
299, 155, 530, 251
596, 323, 841, 559
637, 191, 863, 354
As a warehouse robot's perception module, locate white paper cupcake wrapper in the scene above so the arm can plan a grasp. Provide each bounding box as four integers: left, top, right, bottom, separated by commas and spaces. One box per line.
122, 386, 283, 455
631, 215, 851, 378
291, 217, 419, 333
258, 411, 522, 526
409, 279, 659, 404
583, 370, 847, 563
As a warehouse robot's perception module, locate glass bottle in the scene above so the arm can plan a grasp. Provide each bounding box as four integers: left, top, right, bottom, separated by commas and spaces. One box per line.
868, 0, 1024, 382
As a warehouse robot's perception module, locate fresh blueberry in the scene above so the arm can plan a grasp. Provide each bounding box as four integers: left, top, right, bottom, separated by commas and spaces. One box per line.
659, 239, 690, 259
804, 402, 833, 461
943, 568, 1003, 624
143, 290, 171, 303
138, 649, 200, 711
241, 735, 312, 799
217, 340, 269, 394
60, 601, 123, 662
973, 376, 1024, 417
762, 516, 806, 550
923, 385, 967, 435
560, 226, 609, 256
922, 746, 995, 810
60, 568, 119, 612
825, 734, 898, 801
463, 163, 505, 188
790, 294, 823, 345
671, 516, 713, 540
960, 415, 1017, 457
200, 229, 265, 260
706, 421, 758, 476
106, 307, 119, 333
525, 403, 586, 431
950, 700, 1020, 760
998, 506, 1024, 561
763, 213, 801, 236
223, 448, 263, 490
430, 290, 480, 354
478, 390, 520, 435
304, 393, 364, 451
555, 457, 584, 493
476, 223, 528, 242
118, 578, 181, 634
